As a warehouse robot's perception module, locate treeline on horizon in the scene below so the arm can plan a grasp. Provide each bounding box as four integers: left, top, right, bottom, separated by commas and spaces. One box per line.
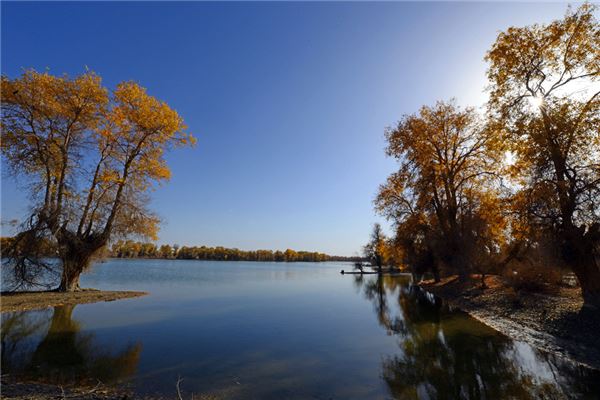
0, 236, 360, 263
110, 240, 360, 262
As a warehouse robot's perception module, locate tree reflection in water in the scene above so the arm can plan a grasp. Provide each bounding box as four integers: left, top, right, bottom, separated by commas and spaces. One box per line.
354, 275, 600, 400
1, 305, 141, 386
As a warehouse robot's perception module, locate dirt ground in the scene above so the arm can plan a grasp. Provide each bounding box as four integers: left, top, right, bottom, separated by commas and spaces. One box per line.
421, 275, 600, 370
0, 289, 147, 313
0, 378, 220, 400
1, 379, 134, 400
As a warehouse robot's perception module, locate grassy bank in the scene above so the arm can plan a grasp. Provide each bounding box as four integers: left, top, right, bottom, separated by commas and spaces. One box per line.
0, 289, 147, 313
420, 275, 600, 370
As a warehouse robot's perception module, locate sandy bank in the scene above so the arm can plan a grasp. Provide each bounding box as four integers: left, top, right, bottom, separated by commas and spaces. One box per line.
421, 275, 600, 370
0, 289, 147, 313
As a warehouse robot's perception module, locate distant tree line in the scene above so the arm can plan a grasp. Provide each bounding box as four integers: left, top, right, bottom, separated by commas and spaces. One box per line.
110, 240, 360, 262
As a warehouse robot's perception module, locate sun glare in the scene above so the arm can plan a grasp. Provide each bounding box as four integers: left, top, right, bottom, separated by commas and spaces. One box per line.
528, 95, 544, 110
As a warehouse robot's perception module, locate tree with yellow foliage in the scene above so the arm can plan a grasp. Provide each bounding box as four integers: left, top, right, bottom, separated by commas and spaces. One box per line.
486, 3, 600, 304
363, 223, 388, 273
1, 70, 194, 291
376, 101, 505, 282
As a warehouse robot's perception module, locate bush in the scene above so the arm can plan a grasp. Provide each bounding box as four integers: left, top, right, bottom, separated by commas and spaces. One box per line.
504, 260, 563, 295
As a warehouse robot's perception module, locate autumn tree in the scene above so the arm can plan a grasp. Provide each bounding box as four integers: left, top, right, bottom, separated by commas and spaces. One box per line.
1, 70, 194, 291
486, 4, 600, 304
363, 223, 387, 273
106, 240, 351, 262
159, 244, 174, 259
376, 101, 504, 282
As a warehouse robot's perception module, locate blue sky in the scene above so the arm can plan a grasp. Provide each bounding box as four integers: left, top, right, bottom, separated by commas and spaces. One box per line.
1, 2, 571, 256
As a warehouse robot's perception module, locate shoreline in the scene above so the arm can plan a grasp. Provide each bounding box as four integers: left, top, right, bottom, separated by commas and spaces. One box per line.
420, 275, 600, 371
0, 289, 147, 313
1, 378, 134, 400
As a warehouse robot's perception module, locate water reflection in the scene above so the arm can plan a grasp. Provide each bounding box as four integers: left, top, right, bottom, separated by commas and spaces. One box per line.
2, 261, 599, 399
1, 305, 141, 386
354, 275, 600, 400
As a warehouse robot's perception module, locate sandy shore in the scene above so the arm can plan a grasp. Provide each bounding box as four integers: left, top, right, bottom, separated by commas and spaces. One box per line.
0, 289, 147, 313
421, 275, 600, 371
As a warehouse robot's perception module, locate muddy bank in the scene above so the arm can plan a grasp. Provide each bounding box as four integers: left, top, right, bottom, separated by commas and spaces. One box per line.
421, 275, 600, 370
0, 289, 147, 313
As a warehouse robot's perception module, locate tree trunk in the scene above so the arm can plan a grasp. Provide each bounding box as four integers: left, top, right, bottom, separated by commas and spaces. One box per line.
571, 261, 600, 307
55, 230, 107, 292
58, 260, 83, 292
376, 254, 383, 275
562, 228, 600, 307
57, 251, 93, 292
452, 254, 469, 282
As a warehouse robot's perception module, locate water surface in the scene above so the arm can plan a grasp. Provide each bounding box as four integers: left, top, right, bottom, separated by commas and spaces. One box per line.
2, 260, 598, 399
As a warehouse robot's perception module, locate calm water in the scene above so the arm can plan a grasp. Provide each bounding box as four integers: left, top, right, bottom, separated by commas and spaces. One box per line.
1, 259, 599, 399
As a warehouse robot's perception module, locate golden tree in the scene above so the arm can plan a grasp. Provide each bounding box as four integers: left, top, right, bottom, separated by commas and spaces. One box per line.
363, 223, 388, 273
1, 70, 194, 291
486, 3, 600, 304
375, 100, 504, 282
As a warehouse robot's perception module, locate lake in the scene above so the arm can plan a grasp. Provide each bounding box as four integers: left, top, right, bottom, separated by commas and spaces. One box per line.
2, 259, 599, 399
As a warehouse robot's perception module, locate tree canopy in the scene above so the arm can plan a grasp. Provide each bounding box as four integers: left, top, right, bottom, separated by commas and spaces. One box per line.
1, 70, 195, 291
486, 3, 600, 303
374, 3, 599, 303
375, 101, 504, 281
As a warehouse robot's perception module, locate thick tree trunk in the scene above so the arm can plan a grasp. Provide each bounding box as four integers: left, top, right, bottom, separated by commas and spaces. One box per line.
57, 250, 94, 292
445, 233, 469, 282
562, 227, 600, 307
58, 263, 82, 292
452, 254, 469, 283
570, 260, 600, 307
55, 229, 107, 292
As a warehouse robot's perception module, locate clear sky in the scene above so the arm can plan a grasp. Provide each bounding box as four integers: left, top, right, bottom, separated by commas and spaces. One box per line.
1, 1, 571, 256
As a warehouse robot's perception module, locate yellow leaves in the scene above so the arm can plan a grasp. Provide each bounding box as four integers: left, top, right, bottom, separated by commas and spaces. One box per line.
180, 131, 197, 147
378, 98, 506, 264
487, 2, 599, 114
98, 169, 122, 184
12, 69, 107, 125
2, 69, 195, 242
145, 159, 171, 181
114, 207, 161, 242
485, 3, 600, 242
112, 82, 187, 140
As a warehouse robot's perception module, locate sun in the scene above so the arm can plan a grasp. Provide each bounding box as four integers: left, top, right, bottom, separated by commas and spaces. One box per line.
528, 95, 544, 110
